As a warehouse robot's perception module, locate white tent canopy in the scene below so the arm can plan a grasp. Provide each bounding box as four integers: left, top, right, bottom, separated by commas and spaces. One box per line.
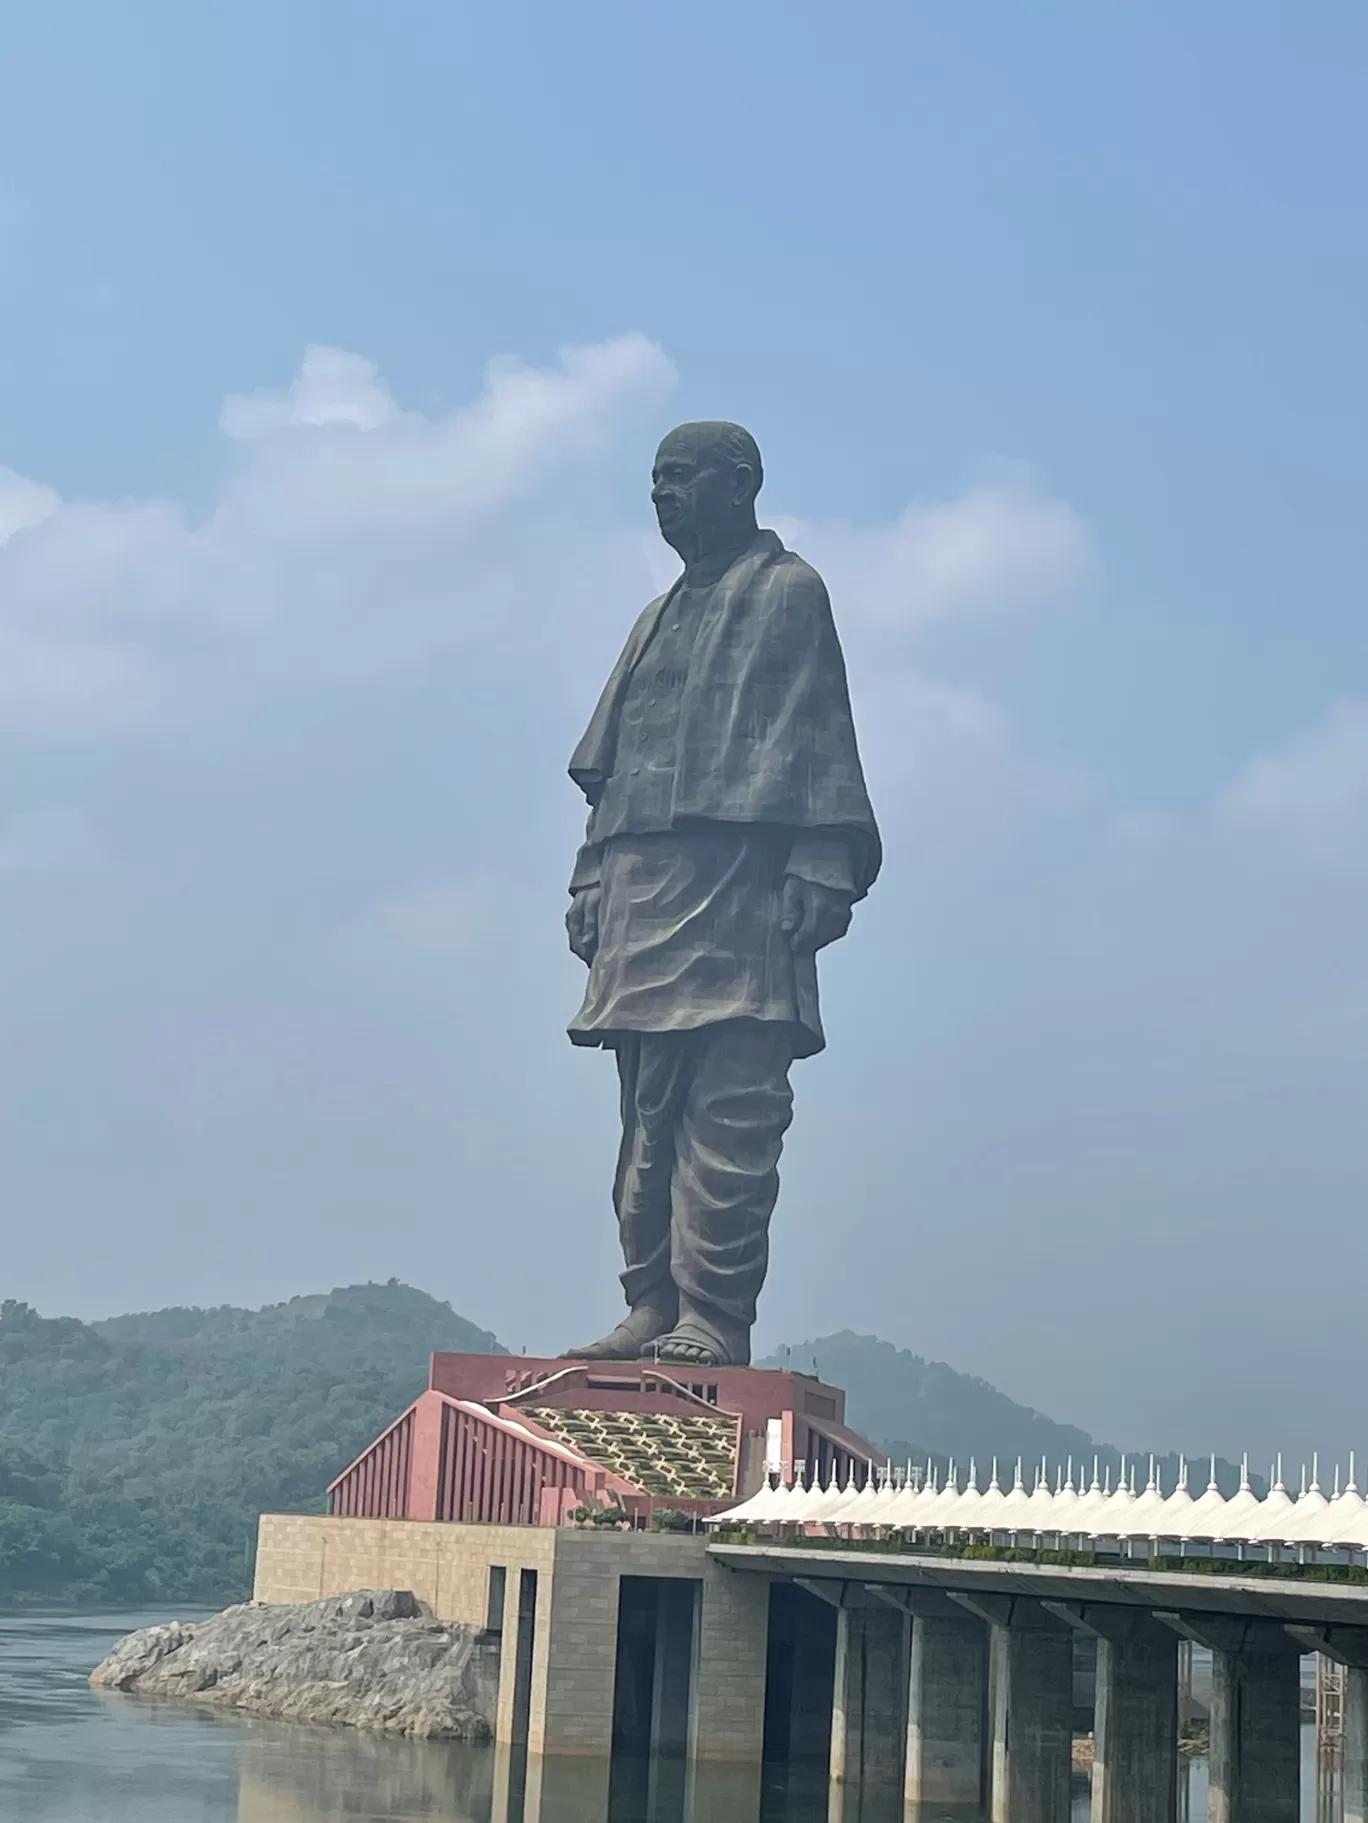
706, 1450, 1368, 1555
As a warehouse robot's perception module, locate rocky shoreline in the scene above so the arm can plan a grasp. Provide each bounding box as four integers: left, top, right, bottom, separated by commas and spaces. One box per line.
90, 1589, 496, 1740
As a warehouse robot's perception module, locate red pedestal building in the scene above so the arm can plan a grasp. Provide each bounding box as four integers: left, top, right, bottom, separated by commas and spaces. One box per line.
329, 1353, 879, 1528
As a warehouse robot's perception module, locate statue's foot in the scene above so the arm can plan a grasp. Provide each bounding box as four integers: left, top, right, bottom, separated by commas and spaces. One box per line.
643, 1317, 745, 1370
564, 1302, 675, 1362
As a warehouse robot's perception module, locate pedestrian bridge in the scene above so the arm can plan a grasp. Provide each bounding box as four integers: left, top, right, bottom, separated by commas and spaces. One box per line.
716, 1539, 1368, 1822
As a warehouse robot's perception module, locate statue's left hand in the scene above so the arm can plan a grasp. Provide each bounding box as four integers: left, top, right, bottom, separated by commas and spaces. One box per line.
780, 876, 853, 955
566, 886, 602, 965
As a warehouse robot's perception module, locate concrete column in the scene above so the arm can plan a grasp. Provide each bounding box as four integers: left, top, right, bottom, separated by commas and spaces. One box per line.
520, 1754, 616, 1823
829, 1602, 909, 1819
494, 1569, 550, 1823
532, 1553, 618, 1760
979, 1603, 1073, 1823
1090, 1629, 1178, 1823
495, 1565, 538, 1747
690, 1563, 770, 1763
1200, 1623, 1300, 1823
685, 1564, 768, 1820
648, 1579, 697, 1759
1346, 1664, 1368, 1823
1286, 1629, 1368, 1823
904, 1611, 987, 1809
763, 1581, 838, 1769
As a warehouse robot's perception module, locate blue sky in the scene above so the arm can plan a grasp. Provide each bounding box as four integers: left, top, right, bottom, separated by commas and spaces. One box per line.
5, 2, 1365, 793
0, 3, 1365, 1462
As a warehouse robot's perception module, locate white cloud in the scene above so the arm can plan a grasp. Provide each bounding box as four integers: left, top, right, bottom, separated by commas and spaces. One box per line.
775, 480, 1090, 632
0, 467, 59, 545
214, 333, 676, 544
0, 335, 678, 735
854, 671, 1091, 840
221, 346, 403, 437
1216, 698, 1368, 847
0, 627, 151, 735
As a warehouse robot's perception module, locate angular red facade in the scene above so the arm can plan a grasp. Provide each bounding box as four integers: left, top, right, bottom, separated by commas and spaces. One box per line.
328, 1354, 879, 1527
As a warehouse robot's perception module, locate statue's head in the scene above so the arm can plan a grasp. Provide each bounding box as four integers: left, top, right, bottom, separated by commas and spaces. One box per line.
651, 421, 763, 561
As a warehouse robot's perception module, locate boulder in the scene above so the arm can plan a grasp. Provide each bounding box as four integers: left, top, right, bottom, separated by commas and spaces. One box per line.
90, 1589, 494, 1739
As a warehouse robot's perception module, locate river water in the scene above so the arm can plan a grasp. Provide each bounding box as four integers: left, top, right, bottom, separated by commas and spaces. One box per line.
0, 1608, 1326, 1822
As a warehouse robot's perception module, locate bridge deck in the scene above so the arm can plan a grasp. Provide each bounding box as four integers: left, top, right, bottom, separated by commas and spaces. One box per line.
709, 1540, 1368, 1628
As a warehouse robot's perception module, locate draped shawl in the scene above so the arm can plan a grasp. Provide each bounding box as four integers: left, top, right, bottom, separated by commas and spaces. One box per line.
569, 530, 881, 899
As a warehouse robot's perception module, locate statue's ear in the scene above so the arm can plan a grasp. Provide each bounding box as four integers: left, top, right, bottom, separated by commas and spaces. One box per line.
731, 462, 759, 509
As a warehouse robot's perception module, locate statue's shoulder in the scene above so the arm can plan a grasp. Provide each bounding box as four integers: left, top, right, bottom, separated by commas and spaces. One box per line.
773, 546, 826, 585
755, 540, 831, 612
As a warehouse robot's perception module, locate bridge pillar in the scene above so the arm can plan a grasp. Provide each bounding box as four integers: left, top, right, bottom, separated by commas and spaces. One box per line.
1165, 1617, 1300, 1823
904, 1606, 988, 1808
1056, 1607, 1178, 1823
955, 1595, 1072, 1823
1346, 1665, 1368, 1823
1091, 1630, 1179, 1823
1286, 1625, 1368, 1823
828, 1599, 909, 1808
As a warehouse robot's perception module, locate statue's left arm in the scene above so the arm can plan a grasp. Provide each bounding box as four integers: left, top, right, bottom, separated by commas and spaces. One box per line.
565, 817, 602, 965
719, 552, 880, 902
766, 557, 876, 952
781, 833, 856, 955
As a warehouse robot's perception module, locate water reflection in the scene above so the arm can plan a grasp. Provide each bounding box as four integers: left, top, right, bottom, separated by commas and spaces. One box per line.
0, 1609, 1325, 1823
236, 1728, 494, 1821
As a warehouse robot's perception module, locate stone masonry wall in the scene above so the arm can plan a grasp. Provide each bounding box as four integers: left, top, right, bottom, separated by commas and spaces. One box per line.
253, 1517, 770, 1768
253, 1515, 556, 1628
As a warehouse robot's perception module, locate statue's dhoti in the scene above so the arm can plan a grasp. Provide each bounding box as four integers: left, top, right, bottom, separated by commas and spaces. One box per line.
612, 1021, 793, 1366
569, 827, 818, 1364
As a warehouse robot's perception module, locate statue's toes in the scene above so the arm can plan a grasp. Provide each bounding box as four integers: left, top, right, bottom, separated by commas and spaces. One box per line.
658, 1341, 720, 1368
564, 1327, 637, 1361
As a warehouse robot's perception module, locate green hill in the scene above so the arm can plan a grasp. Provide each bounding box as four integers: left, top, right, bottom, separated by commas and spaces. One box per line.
0, 1282, 502, 1606
767, 1330, 1251, 1497
765, 1330, 1095, 1469
94, 1280, 502, 1366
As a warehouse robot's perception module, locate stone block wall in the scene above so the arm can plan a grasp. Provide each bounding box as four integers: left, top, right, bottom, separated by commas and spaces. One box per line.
253, 1514, 555, 1627
252, 1515, 769, 1767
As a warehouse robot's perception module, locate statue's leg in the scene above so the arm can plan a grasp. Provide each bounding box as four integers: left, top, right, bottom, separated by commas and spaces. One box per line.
650, 1020, 794, 1369
565, 1033, 685, 1360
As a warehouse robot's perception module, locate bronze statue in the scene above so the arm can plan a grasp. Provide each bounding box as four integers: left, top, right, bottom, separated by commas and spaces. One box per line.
564, 422, 880, 1368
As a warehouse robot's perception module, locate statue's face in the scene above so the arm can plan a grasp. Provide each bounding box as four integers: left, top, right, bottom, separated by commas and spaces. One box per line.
651, 434, 746, 556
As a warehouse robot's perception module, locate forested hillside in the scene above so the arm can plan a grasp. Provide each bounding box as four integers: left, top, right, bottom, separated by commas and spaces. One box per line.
0, 1283, 502, 1605
765, 1330, 1096, 1469
94, 1279, 501, 1365
769, 1330, 1251, 1497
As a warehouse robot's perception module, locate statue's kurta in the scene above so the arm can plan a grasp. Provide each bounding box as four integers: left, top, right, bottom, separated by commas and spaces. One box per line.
566, 527, 879, 1365
570, 529, 879, 1047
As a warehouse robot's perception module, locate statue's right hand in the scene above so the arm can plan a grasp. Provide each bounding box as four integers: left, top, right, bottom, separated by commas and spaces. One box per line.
566, 887, 602, 966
